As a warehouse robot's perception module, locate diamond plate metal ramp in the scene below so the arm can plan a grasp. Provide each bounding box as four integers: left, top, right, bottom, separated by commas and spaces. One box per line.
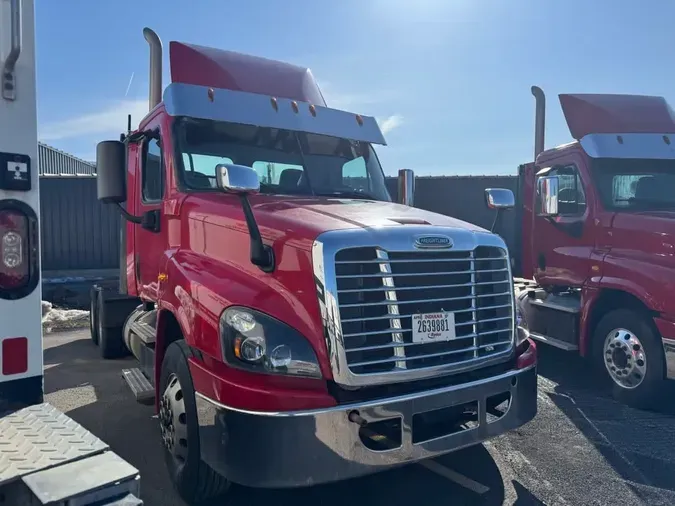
0, 403, 108, 485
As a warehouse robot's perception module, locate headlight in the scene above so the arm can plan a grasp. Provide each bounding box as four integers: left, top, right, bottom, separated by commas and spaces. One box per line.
220, 307, 322, 379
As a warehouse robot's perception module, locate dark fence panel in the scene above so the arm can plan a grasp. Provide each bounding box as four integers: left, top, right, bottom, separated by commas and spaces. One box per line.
40, 177, 120, 271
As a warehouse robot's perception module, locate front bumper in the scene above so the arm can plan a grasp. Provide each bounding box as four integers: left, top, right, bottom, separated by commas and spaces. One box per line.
195, 362, 537, 488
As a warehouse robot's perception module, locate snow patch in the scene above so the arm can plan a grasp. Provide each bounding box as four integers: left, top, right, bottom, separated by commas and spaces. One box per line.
42, 301, 90, 334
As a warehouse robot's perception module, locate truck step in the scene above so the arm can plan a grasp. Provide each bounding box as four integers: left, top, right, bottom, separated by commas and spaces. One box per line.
528, 331, 579, 351
22, 450, 141, 505
122, 368, 155, 404
129, 320, 156, 345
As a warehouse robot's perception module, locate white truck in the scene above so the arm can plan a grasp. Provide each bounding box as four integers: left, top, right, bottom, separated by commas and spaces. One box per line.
0, 1, 142, 503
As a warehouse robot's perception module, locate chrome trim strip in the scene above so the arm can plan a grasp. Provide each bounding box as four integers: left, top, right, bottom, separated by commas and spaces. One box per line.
311, 226, 516, 387
163, 82, 386, 145
580, 132, 675, 159
195, 364, 534, 417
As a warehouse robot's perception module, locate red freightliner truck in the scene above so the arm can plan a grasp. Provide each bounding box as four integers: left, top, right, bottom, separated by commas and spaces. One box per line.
91, 28, 538, 503
511, 85, 675, 409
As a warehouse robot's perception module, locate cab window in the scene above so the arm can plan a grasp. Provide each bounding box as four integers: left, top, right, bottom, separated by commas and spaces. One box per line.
142, 138, 164, 202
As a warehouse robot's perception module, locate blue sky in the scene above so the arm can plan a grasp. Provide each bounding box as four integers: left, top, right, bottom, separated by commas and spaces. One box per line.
36, 0, 675, 176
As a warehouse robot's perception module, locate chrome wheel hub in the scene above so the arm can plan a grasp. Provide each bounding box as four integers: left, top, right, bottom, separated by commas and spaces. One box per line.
159, 373, 189, 463
603, 328, 647, 389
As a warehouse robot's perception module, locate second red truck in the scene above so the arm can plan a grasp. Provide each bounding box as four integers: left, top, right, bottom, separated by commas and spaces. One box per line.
511, 86, 675, 408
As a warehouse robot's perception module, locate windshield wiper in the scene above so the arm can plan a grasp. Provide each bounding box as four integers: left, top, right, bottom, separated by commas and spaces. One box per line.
313, 189, 379, 201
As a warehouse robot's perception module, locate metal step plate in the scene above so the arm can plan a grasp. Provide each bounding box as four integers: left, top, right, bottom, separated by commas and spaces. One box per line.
22, 450, 140, 505
0, 403, 108, 486
122, 368, 154, 404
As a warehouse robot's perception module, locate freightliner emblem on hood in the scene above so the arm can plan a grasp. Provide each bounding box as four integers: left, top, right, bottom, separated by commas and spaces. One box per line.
413, 235, 453, 249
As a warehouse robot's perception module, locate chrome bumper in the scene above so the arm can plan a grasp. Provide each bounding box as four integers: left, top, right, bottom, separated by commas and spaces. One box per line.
194, 364, 537, 488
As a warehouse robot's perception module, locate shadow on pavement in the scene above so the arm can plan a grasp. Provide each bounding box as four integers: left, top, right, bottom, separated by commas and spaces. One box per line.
537, 345, 675, 503
512, 480, 546, 505
203, 444, 507, 506
42, 332, 522, 505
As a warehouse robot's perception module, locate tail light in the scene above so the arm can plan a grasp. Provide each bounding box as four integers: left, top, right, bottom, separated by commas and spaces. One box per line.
0, 200, 39, 300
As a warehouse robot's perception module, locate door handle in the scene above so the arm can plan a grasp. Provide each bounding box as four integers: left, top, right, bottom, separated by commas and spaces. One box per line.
141, 210, 161, 233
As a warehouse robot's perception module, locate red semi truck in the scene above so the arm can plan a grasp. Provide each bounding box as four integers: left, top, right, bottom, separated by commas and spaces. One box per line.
510, 85, 675, 409
91, 28, 538, 503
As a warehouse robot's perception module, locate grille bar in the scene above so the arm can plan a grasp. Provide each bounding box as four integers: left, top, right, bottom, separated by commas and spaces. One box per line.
349, 340, 513, 367
335, 245, 514, 376
335, 256, 502, 264
342, 303, 512, 326
346, 329, 511, 352
336, 268, 508, 279
338, 288, 511, 308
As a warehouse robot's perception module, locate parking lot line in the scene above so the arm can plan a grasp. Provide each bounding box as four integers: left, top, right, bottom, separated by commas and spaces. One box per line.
418, 460, 490, 494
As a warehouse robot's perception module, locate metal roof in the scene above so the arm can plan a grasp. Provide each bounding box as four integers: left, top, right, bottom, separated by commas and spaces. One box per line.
38, 142, 96, 177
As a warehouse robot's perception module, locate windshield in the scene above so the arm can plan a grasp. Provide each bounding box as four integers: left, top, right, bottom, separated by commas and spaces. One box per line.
591, 158, 675, 211
174, 118, 391, 201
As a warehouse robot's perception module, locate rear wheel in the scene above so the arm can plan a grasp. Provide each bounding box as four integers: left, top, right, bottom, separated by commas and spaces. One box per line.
89, 286, 100, 345
160, 341, 230, 504
592, 309, 666, 409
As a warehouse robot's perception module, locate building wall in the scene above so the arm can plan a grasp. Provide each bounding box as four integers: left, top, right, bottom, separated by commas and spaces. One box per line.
40, 176, 120, 271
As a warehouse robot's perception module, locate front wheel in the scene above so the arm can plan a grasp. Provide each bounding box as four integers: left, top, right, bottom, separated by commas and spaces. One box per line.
159, 341, 230, 504
592, 309, 666, 409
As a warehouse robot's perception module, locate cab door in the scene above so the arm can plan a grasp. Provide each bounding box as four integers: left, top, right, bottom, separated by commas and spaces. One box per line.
133, 125, 166, 301
532, 153, 596, 288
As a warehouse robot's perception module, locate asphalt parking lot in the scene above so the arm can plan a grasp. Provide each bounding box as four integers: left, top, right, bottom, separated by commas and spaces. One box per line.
44, 330, 675, 506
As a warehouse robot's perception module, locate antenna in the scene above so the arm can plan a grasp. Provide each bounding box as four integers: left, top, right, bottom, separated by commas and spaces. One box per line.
127, 114, 132, 135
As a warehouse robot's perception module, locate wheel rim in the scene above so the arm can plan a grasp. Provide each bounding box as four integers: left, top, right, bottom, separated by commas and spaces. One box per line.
159, 373, 189, 465
603, 328, 647, 389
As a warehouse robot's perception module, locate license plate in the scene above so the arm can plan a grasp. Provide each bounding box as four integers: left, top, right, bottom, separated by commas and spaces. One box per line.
412, 312, 456, 344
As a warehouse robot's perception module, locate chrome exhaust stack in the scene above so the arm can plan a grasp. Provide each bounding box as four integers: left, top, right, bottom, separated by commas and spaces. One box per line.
143, 27, 163, 111
531, 86, 546, 159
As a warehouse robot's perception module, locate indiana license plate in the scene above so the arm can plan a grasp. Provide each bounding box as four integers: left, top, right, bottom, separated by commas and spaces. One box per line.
412, 312, 456, 344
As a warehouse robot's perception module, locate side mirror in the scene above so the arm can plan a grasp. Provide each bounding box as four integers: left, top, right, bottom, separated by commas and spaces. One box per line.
536, 176, 559, 216
96, 140, 126, 203
215, 164, 260, 194
484, 188, 515, 210
397, 168, 415, 206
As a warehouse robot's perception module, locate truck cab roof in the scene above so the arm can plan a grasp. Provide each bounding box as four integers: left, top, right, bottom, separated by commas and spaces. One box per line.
560, 93, 675, 140
170, 41, 326, 106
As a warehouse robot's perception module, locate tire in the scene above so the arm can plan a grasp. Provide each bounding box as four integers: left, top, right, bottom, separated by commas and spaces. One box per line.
89, 286, 100, 346
592, 308, 666, 409
98, 295, 127, 360
159, 341, 230, 504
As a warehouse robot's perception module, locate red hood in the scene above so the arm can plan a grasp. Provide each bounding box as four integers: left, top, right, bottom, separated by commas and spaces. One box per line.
559, 93, 675, 140
195, 194, 487, 245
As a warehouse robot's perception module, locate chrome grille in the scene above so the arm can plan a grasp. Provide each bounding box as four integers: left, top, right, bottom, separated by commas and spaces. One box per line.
335, 246, 513, 375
